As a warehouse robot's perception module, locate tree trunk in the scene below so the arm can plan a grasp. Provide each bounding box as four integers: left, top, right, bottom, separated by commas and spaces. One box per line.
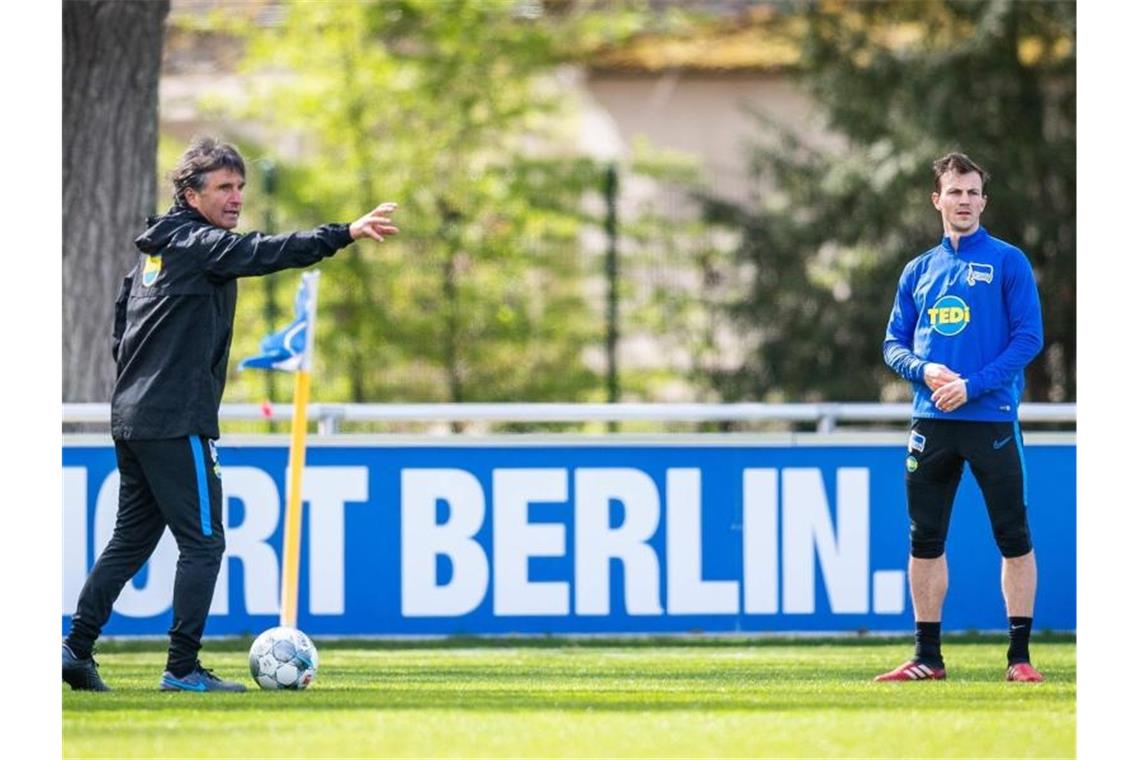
63, 0, 168, 401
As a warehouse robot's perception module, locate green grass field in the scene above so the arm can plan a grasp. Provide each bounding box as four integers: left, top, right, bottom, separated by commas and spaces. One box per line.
63, 635, 1075, 758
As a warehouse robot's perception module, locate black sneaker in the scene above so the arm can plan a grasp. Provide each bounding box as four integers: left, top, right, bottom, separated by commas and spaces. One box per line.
160, 662, 247, 692
62, 643, 110, 691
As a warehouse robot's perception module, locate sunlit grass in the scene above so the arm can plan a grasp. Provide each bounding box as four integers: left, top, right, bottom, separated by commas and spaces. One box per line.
64, 635, 1074, 758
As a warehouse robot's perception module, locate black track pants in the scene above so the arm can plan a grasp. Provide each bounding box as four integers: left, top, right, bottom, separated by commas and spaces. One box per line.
905, 418, 1032, 559
66, 437, 224, 675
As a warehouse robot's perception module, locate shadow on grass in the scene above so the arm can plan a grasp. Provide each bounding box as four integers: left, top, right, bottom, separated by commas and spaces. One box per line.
93, 631, 1076, 654
65, 657, 1076, 715
69, 636, 1075, 717
62, 685, 1077, 715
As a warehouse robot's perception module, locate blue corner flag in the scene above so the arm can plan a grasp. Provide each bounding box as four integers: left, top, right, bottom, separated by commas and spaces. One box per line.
239, 271, 320, 373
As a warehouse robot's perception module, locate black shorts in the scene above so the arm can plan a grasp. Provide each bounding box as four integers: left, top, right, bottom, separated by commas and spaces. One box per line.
904, 418, 1033, 559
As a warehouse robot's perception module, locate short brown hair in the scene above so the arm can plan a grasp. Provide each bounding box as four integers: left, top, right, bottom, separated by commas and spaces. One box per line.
932, 152, 989, 193
169, 136, 245, 206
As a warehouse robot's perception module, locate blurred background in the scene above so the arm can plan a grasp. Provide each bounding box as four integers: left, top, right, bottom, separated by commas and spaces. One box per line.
62, 0, 1076, 430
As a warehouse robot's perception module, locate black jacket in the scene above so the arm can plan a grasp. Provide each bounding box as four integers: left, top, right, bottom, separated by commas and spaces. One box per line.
110, 206, 353, 440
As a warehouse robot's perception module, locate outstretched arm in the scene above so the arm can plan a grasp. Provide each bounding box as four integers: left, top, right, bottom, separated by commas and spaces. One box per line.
200, 202, 401, 279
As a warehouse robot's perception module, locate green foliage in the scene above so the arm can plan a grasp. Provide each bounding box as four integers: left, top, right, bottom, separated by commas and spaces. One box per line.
610, 138, 743, 404
701, 0, 1075, 404
211, 0, 660, 407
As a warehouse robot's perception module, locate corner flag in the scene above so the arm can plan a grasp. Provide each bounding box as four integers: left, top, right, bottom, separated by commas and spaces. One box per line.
240, 271, 320, 629
239, 271, 319, 372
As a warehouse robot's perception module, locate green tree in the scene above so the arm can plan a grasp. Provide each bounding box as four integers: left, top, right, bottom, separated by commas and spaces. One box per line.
701, 0, 1075, 405
187, 0, 654, 414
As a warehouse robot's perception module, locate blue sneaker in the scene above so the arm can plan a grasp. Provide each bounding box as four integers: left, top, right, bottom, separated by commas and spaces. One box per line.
63, 643, 110, 691
160, 662, 246, 692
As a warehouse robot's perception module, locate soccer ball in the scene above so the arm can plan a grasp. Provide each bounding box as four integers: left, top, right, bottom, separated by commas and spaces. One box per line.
249, 626, 319, 690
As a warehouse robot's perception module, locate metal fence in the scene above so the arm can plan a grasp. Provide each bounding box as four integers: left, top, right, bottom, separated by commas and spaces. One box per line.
62, 402, 1076, 435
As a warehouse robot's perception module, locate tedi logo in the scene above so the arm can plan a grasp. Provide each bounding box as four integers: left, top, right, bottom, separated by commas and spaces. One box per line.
927, 295, 970, 336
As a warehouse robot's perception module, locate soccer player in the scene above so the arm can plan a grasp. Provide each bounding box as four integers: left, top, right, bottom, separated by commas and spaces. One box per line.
62, 137, 399, 691
875, 152, 1045, 683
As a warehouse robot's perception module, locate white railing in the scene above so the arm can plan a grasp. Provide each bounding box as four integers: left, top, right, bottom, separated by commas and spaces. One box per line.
62, 402, 1076, 434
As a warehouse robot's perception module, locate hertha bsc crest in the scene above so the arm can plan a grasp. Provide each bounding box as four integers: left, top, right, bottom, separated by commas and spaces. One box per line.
966, 261, 994, 286
142, 255, 163, 287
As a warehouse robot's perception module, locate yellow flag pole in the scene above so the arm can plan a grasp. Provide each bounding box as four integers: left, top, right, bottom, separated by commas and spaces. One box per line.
279, 271, 319, 629
279, 368, 310, 629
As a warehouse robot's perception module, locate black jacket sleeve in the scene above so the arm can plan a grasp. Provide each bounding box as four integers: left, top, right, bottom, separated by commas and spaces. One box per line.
195, 223, 354, 281
111, 269, 135, 362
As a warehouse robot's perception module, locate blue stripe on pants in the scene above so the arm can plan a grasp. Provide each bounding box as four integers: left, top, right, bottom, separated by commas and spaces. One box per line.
1014, 420, 1029, 506
188, 436, 213, 537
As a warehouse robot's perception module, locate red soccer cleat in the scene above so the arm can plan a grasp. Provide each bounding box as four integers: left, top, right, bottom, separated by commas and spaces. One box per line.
1006, 662, 1044, 682
873, 660, 947, 682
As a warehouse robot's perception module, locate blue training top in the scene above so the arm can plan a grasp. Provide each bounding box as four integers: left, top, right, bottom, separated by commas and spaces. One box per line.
883, 226, 1044, 422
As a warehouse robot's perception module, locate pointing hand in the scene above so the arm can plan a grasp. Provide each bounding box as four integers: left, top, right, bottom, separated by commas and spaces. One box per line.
350, 202, 400, 242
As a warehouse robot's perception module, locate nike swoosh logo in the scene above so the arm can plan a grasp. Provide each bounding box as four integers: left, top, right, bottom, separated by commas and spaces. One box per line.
163, 677, 207, 692
993, 436, 1014, 450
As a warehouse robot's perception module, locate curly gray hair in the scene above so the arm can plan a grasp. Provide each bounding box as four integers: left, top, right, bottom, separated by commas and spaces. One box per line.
169, 136, 245, 206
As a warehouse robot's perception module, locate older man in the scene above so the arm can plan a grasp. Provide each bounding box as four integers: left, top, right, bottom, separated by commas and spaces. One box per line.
63, 137, 398, 691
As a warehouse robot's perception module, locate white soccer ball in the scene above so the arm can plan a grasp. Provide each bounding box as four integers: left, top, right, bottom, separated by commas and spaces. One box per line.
249, 626, 319, 690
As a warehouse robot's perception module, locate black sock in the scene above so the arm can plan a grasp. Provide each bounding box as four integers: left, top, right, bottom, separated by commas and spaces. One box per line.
915, 621, 943, 665
1008, 616, 1033, 665
166, 660, 196, 679
64, 636, 92, 661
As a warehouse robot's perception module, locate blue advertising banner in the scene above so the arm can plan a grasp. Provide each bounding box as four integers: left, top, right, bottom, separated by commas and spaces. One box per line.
62, 437, 1075, 636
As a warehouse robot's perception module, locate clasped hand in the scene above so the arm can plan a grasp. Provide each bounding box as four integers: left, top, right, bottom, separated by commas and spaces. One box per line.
924, 362, 968, 412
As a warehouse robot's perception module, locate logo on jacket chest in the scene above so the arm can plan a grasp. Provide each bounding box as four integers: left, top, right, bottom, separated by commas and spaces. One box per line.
142, 255, 163, 287
927, 295, 970, 336
966, 262, 994, 286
